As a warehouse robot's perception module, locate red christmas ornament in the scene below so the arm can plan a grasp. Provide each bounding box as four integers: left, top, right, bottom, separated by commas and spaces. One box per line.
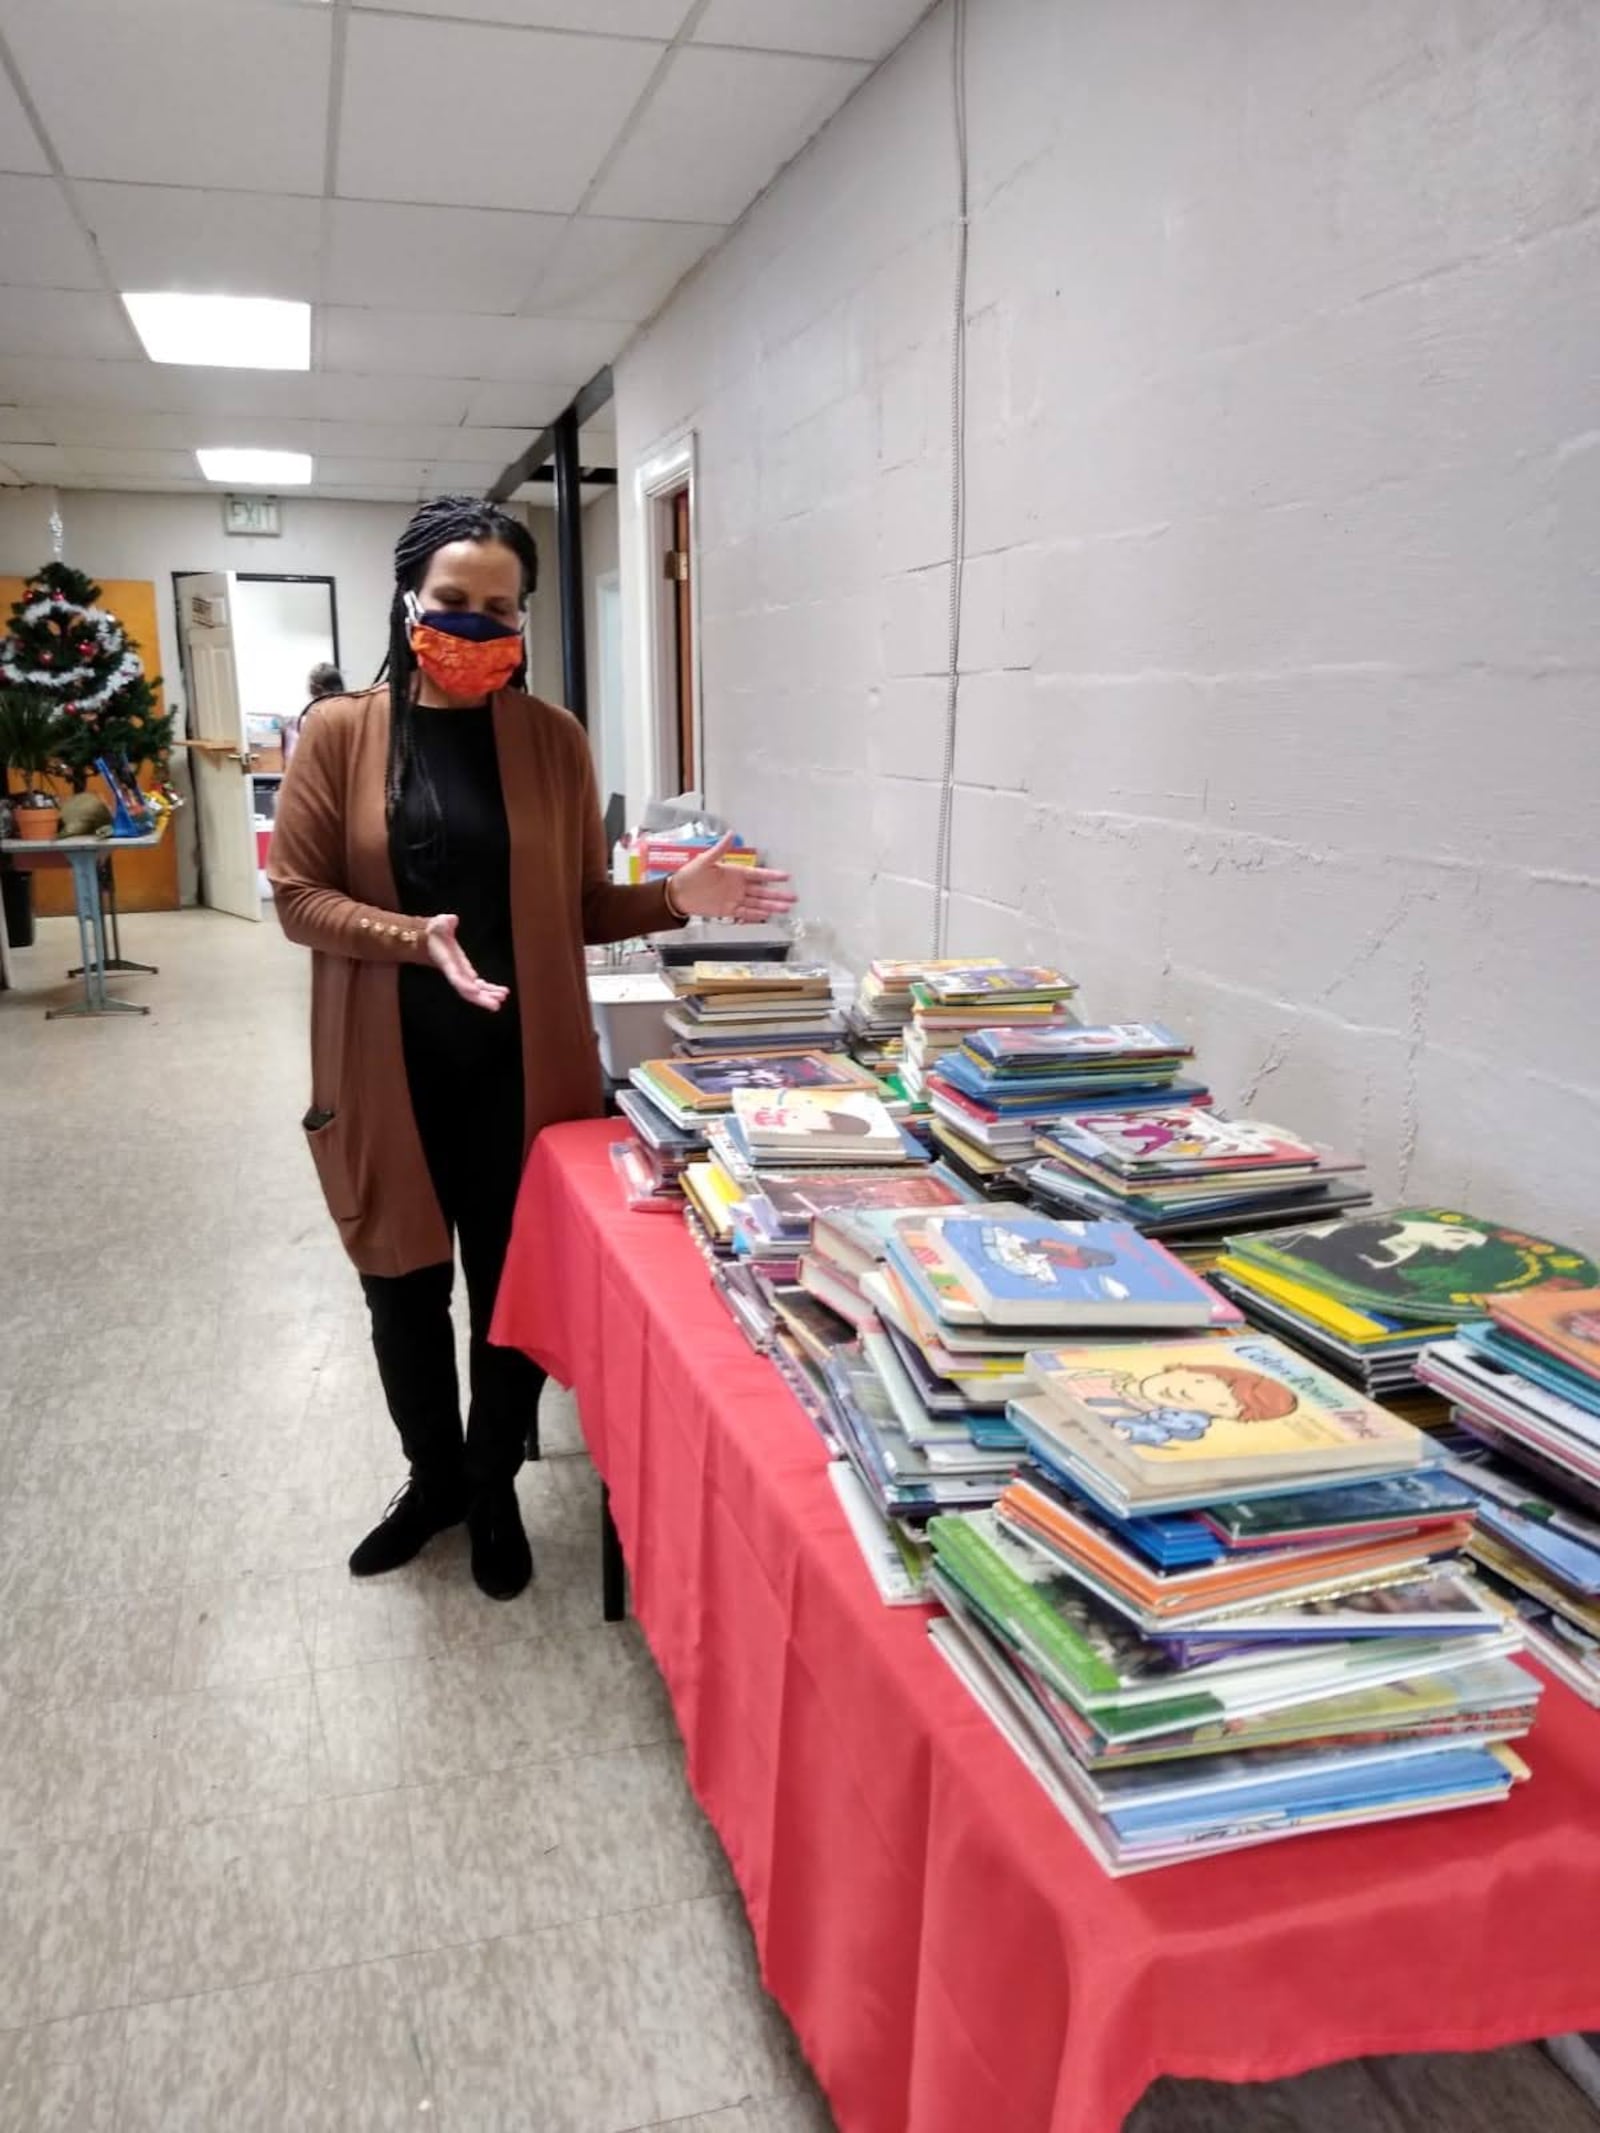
40, 652, 52, 665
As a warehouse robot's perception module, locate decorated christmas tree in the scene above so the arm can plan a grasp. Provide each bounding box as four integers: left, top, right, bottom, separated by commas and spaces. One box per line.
0, 561, 172, 791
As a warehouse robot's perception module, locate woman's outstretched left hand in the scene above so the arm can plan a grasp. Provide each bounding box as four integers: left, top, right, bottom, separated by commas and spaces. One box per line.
670, 833, 796, 924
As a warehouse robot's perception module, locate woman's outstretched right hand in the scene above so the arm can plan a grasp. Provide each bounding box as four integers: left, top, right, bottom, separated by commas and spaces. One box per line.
425, 913, 509, 1011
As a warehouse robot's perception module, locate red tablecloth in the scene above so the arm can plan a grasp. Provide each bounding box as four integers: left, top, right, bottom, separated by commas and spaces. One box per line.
493, 1122, 1600, 2133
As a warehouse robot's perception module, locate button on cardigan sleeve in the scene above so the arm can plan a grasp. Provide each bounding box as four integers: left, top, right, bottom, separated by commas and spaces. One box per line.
269, 701, 432, 965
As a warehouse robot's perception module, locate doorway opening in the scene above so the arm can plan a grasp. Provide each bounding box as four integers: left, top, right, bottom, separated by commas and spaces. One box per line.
633, 431, 702, 805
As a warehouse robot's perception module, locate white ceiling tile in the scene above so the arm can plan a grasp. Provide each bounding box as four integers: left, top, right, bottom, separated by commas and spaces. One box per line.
64, 445, 206, 482
588, 46, 868, 222
312, 483, 423, 502
322, 306, 622, 382
426, 459, 511, 491
32, 407, 209, 449
0, 290, 140, 361
322, 199, 565, 314
526, 215, 721, 321
306, 373, 477, 424
314, 455, 430, 489
0, 405, 53, 444
694, 0, 934, 61
0, 356, 182, 410
76, 183, 322, 299
0, 54, 49, 175
0, 442, 74, 480
0, 176, 104, 288
432, 425, 539, 460
462, 378, 581, 428
338, 16, 662, 213
305, 420, 475, 460
357, 0, 691, 30
5, 0, 332, 194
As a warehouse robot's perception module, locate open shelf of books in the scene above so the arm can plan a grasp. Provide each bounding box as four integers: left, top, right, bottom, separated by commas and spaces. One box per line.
606, 954, 1600, 1873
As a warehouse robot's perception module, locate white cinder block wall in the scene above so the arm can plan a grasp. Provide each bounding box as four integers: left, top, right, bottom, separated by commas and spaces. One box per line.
616, 0, 1600, 1241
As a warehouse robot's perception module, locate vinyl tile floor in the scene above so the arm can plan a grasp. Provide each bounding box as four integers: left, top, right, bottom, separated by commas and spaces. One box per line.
0, 910, 1594, 2133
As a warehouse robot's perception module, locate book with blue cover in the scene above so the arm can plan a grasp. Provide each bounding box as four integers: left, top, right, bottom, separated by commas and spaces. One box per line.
926, 1212, 1228, 1328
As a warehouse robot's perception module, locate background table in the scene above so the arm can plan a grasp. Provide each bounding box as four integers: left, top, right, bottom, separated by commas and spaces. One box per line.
0, 828, 163, 1017
492, 1121, 1600, 2133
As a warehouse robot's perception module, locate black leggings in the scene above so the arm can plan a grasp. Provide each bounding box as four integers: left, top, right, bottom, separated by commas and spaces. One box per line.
360, 1007, 545, 1493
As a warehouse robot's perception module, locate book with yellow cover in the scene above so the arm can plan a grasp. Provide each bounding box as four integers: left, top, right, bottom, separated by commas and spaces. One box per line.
1024, 1334, 1425, 1511
1213, 1254, 1453, 1350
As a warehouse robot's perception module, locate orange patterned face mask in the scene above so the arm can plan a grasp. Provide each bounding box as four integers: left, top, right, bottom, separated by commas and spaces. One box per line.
407, 599, 525, 698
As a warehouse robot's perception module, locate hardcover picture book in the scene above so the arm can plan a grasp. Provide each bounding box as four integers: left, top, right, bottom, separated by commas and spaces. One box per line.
924, 1214, 1231, 1328
918, 963, 1077, 1006
732, 1087, 906, 1158
1488, 1286, 1600, 1379
1047, 1107, 1322, 1176
1230, 1209, 1600, 1323
1025, 1334, 1426, 1486
635, 1050, 873, 1116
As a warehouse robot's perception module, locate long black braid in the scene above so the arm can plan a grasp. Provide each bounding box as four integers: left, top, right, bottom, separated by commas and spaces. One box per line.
378, 494, 540, 891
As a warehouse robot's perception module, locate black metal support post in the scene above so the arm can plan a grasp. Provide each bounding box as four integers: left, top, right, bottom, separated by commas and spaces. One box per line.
600, 1483, 627, 1623
553, 405, 588, 730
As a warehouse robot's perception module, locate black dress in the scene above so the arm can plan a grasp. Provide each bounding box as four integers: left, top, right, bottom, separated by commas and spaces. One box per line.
358, 701, 545, 1493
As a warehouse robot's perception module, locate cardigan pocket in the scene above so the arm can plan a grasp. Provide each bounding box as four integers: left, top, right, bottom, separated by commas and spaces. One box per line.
302, 1107, 361, 1224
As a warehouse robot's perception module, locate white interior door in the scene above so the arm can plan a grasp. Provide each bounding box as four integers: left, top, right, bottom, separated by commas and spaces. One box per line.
181, 572, 259, 922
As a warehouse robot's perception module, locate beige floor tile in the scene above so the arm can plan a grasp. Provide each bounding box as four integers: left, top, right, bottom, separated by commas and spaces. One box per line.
405, 1739, 730, 1950
282, 1959, 439, 2132
0, 1694, 168, 1844
117, 1982, 289, 2133
0, 1591, 180, 1711
132, 1792, 417, 2003
167, 1574, 318, 1693
0, 2009, 126, 2133
413, 1893, 801, 2133
0, 1829, 148, 2027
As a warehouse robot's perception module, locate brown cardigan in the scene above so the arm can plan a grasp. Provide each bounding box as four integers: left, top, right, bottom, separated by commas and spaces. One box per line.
269, 686, 676, 1277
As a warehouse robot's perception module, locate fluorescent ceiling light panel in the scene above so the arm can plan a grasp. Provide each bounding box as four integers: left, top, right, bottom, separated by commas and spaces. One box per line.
195, 448, 313, 486
123, 292, 311, 370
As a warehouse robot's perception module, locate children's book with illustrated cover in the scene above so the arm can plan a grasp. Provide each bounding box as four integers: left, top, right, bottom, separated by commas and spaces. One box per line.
1488, 1286, 1600, 1382
756, 1170, 971, 1231
733, 1087, 904, 1154
1046, 1107, 1322, 1176
1229, 1209, 1600, 1324
964, 1022, 1191, 1068
682, 961, 832, 993
637, 1050, 872, 1114
918, 964, 1077, 1005
1026, 1334, 1426, 1475
924, 1213, 1232, 1328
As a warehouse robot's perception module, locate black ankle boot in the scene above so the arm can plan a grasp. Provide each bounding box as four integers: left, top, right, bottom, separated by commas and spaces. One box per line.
349, 1478, 467, 1578
468, 1483, 533, 1601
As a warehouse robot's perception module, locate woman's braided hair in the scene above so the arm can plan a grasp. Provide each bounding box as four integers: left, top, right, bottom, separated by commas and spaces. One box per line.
380, 494, 540, 882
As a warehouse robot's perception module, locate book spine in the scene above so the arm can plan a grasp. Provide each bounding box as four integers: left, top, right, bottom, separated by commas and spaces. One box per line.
929, 1519, 1121, 1695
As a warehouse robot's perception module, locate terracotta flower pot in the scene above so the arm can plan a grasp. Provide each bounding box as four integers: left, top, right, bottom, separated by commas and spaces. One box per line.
13, 801, 60, 842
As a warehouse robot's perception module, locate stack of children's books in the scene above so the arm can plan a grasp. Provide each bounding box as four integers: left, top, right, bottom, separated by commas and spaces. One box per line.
810, 1209, 1241, 1602
1212, 1207, 1594, 1419
1031, 1103, 1369, 1261
903, 965, 1079, 1106
847, 957, 1011, 1073
1415, 1284, 1600, 1704
929, 1023, 1205, 1183
927, 1329, 1539, 1872
665, 962, 844, 1055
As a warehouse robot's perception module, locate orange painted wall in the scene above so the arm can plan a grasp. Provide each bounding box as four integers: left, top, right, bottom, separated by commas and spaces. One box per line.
0, 574, 181, 914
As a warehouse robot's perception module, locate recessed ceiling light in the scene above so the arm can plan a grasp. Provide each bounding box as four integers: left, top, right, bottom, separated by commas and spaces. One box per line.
123, 293, 311, 370
196, 449, 313, 487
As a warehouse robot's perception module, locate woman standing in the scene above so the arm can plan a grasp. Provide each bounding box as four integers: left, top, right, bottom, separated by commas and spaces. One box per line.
270, 496, 792, 1599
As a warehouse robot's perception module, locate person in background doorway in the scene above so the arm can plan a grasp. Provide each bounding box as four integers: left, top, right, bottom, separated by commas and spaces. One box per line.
283, 661, 347, 765
269, 497, 794, 1599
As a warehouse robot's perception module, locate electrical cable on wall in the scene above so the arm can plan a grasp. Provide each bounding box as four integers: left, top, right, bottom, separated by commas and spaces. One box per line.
931, 0, 970, 958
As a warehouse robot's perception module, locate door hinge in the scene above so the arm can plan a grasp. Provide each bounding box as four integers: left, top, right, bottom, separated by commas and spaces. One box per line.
663, 549, 689, 582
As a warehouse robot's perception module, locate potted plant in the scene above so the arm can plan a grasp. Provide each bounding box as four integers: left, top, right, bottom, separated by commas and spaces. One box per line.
0, 688, 65, 842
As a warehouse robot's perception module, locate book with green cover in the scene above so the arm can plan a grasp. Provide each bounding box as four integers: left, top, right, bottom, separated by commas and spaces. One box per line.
1227, 1209, 1599, 1325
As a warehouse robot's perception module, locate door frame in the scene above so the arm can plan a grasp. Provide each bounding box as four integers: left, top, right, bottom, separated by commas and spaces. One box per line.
632, 429, 703, 804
